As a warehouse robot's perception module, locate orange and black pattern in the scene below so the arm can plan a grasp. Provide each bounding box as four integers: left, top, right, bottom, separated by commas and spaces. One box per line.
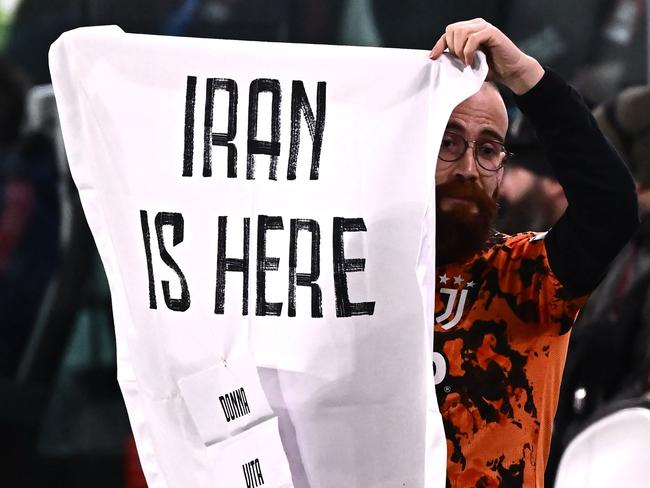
434, 232, 587, 487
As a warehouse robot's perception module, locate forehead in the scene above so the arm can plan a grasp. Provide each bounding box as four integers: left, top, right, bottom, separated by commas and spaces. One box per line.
447, 83, 508, 140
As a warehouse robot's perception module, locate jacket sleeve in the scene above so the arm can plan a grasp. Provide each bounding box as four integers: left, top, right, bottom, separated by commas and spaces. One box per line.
515, 68, 639, 296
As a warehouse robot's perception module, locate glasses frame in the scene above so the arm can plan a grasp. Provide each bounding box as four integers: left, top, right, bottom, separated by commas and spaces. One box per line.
438, 131, 513, 173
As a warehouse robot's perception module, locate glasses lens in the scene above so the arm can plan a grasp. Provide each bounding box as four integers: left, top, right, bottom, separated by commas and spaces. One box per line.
476, 141, 505, 170
439, 132, 464, 161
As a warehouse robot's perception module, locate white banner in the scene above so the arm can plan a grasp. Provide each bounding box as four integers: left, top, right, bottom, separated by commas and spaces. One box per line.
49, 26, 486, 487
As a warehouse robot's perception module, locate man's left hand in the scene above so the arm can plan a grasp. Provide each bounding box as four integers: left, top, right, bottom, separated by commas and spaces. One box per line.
430, 18, 544, 95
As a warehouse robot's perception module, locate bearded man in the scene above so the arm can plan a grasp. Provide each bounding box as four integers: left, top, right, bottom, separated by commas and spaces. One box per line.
429, 19, 638, 487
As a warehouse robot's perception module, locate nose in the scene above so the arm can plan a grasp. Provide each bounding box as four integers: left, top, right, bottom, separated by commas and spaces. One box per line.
453, 144, 480, 181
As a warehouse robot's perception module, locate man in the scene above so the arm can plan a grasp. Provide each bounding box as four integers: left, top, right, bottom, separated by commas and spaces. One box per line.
429, 19, 638, 487
497, 117, 567, 235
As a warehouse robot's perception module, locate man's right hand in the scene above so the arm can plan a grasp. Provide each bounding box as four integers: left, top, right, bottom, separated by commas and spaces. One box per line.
429, 18, 545, 96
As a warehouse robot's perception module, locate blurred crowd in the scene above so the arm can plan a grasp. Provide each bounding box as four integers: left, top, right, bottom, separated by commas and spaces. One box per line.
0, 1, 649, 486
501, 84, 650, 486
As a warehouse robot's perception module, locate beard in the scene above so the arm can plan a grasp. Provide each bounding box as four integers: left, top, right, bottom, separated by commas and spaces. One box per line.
436, 179, 497, 265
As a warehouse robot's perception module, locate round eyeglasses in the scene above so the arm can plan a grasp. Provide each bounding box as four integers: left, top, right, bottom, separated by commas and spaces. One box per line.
438, 131, 512, 173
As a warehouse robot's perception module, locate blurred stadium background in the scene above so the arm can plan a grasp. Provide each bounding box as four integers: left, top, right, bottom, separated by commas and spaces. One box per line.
0, 1, 647, 486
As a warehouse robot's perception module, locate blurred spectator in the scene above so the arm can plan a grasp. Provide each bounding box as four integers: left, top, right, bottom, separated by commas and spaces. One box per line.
0, 56, 60, 378
496, 113, 567, 234
571, 0, 647, 104
372, 0, 647, 104
504, 0, 612, 82
547, 84, 650, 485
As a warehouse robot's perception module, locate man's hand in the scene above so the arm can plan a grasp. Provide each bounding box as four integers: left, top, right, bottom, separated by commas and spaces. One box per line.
430, 18, 545, 95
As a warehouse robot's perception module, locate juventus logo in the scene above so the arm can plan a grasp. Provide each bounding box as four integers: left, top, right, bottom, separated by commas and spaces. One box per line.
436, 274, 475, 330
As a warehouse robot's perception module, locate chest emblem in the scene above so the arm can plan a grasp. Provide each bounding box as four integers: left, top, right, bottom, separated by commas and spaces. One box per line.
436, 274, 476, 330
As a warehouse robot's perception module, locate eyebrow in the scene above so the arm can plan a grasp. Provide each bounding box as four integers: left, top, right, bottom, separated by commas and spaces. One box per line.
445, 121, 505, 143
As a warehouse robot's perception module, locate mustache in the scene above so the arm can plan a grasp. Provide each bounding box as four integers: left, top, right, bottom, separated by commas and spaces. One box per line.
436, 179, 496, 204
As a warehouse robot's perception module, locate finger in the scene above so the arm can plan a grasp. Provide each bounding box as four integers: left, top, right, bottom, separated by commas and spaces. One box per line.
452, 28, 470, 63
462, 28, 490, 65
458, 18, 489, 31
431, 19, 490, 61
445, 27, 456, 59
446, 18, 487, 53
446, 18, 481, 32
430, 33, 447, 59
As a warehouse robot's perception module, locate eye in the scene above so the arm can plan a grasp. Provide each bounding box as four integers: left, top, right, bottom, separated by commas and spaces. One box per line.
478, 142, 500, 157
441, 133, 461, 149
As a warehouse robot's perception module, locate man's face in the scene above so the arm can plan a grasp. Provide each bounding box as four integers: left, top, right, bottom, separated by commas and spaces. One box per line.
435, 83, 508, 264
497, 165, 567, 234
497, 166, 546, 234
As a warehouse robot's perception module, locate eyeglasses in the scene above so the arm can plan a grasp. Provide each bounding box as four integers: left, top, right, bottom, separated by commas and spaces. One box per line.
438, 131, 512, 173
